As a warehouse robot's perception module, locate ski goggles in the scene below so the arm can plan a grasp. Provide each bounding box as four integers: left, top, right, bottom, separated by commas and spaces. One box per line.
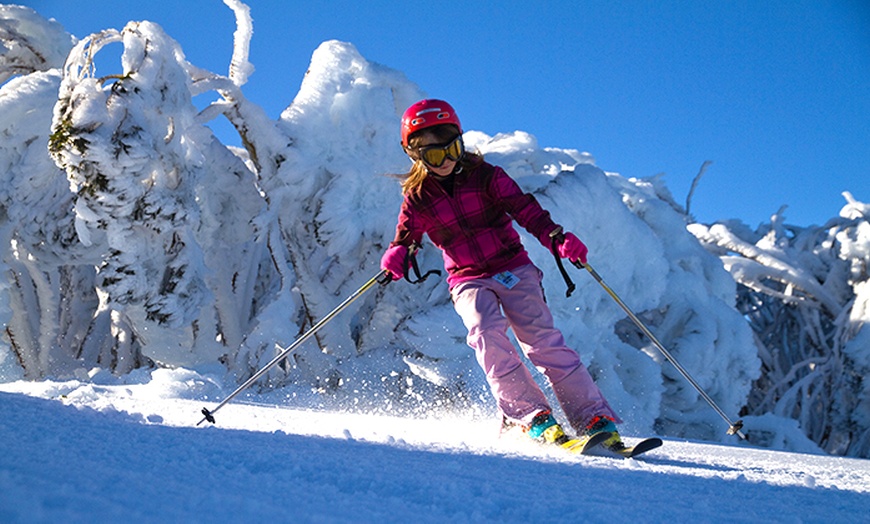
418, 136, 464, 167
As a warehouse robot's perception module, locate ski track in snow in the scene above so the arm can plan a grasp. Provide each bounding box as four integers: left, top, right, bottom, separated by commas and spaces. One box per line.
1, 381, 869, 523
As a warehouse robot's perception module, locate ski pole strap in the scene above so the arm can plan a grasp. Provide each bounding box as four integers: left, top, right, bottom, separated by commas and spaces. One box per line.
404, 242, 442, 284
549, 227, 576, 297
376, 269, 394, 285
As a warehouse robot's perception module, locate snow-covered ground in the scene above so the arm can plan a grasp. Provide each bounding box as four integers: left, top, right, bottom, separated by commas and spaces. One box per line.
2, 369, 869, 523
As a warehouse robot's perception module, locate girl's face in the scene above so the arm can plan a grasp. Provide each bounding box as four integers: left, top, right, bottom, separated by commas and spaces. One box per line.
417, 133, 458, 178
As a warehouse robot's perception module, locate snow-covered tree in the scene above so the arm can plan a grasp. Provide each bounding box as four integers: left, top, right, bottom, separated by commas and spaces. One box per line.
2, 5, 276, 377
0, 5, 89, 379
48, 22, 214, 369
690, 196, 870, 457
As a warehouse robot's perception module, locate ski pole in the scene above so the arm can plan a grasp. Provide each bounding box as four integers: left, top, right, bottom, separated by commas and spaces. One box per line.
547, 228, 746, 439
198, 268, 393, 425
577, 260, 747, 440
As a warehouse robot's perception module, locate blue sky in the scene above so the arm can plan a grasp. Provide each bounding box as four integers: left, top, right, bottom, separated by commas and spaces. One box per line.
23, 0, 870, 228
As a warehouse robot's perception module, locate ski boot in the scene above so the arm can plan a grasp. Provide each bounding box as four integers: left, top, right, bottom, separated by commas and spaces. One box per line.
583, 415, 620, 448
584, 415, 663, 458
526, 411, 611, 455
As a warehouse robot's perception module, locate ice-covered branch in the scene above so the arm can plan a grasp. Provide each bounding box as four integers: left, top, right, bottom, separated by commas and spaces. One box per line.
0, 5, 74, 84
223, 0, 254, 86
685, 160, 711, 220
693, 222, 842, 314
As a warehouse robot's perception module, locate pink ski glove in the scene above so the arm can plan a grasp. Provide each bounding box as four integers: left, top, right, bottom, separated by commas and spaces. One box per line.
557, 232, 588, 264
380, 244, 408, 281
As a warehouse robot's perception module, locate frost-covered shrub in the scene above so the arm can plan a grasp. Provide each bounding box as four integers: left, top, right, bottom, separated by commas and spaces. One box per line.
690, 194, 870, 457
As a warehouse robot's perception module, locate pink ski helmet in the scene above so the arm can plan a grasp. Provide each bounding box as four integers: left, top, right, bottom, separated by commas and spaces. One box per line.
401, 99, 462, 148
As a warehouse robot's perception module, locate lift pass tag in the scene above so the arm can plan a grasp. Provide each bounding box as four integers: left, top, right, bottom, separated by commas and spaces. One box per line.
493, 271, 520, 289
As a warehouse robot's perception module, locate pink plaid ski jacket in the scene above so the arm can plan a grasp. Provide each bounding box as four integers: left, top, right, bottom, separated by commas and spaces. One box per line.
390, 161, 561, 288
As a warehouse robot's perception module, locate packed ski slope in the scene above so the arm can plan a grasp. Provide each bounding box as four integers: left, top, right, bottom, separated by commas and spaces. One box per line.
1, 370, 869, 523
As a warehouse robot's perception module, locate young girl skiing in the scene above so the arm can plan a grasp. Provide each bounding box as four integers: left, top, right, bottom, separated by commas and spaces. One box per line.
381, 99, 623, 453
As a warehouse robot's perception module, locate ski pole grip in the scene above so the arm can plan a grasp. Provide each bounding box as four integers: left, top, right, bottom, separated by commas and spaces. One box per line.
550, 227, 587, 270
549, 227, 576, 297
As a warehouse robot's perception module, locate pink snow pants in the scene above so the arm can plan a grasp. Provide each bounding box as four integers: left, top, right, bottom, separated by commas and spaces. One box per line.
450, 264, 619, 433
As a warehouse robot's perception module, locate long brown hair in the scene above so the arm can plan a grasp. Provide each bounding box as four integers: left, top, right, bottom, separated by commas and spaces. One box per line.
399, 124, 482, 196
